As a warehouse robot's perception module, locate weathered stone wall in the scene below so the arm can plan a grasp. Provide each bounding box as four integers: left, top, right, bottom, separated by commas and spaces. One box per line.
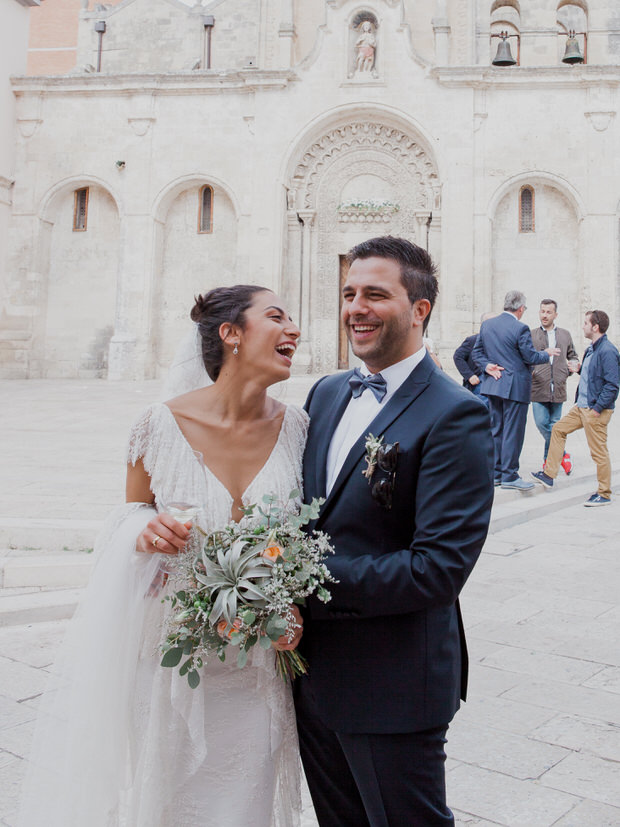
4, 0, 620, 379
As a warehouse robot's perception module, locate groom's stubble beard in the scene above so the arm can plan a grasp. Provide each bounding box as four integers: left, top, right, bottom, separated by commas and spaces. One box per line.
347, 306, 417, 372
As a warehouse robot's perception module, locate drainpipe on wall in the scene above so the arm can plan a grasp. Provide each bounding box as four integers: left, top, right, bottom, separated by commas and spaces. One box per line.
203, 16, 215, 69
94, 20, 106, 72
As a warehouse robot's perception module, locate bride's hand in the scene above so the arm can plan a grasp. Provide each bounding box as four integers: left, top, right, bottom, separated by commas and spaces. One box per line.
136, 513, 191, 555
272, 605, 303, 652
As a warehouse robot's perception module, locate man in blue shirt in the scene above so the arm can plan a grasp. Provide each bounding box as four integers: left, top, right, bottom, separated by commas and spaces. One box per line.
532, 310, 619, 506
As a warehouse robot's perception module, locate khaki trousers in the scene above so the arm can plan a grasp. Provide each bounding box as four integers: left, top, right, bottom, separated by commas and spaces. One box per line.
546, 406, 613, 497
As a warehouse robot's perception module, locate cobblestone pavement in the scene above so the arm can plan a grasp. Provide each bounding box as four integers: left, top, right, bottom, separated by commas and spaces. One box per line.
2, 379, 620, 826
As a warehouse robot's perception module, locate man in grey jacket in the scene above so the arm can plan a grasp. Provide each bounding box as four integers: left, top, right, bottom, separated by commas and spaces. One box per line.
531, 299, 579, 473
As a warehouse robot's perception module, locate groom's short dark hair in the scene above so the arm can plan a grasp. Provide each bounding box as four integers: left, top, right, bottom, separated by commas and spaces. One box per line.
345, 236, 439, 314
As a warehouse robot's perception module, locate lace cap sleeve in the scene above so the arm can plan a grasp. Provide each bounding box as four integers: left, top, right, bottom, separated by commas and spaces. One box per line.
126, 405, 156, 466
285, 404, 310, 441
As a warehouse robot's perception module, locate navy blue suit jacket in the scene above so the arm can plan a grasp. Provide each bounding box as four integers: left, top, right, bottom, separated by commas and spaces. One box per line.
300, 354, 494, 734
472, 312, 549, 403
453, 333, 482, 386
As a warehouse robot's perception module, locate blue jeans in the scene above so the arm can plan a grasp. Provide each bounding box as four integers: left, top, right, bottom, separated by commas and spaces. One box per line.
471, 382, 489, 408
532, 401, 564, 460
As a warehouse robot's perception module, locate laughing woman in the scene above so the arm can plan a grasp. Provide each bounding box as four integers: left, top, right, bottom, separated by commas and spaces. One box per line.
20, 286, 308, 827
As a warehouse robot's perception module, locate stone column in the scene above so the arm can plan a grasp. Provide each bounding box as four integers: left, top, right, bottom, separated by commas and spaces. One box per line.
108, 213, 154, 380
278, 0, 295, 69
427, 213, 443, 342
296, 209, 315, 372
432, 0, 451, 67
414, 211, 431, 248
285, 209, 302, 324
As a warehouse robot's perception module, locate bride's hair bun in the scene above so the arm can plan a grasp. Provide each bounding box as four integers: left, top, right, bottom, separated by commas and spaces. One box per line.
190, 285, 269, 380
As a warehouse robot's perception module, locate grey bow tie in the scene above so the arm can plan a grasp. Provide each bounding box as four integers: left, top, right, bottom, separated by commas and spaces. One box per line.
348, 368, 387, 402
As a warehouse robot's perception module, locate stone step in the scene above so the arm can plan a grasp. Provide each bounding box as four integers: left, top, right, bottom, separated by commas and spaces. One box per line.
0, 587, 81, 627
0, 552, 93, 589
490, 476, 605, 532
0, 517, 101, 551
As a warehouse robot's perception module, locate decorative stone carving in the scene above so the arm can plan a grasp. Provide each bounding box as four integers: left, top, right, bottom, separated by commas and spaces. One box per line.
291, 122, 439, 210
337, 199, 399, 224
128, 117, 155, 136
17, 119, 42, 139
585, 111, 616, 132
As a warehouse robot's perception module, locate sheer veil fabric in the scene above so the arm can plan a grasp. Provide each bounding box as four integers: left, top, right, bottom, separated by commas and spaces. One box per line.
161, 324, 212, 400
19, 331, 307, 827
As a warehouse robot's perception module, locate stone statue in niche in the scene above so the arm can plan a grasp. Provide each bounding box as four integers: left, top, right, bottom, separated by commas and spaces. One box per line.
354, 21, 377, 75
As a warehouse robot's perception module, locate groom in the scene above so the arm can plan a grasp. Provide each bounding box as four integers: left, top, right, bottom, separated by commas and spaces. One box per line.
295, 236, 494, 826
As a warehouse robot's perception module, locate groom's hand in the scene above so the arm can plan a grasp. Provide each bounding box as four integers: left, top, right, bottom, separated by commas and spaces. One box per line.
272, 605, 303, 651
136, 513, 191, 555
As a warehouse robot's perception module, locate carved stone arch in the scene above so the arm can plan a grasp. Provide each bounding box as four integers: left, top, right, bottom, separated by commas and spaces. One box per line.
488, 172, 584, 339
283, 113, 441, 374
149, 173, 240, 376
290, 120, 439, 211
328, 0, 400, 7
34, 176, 122, 378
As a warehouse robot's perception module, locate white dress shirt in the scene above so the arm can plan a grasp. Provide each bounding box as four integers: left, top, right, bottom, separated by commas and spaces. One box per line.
542, 325, 556, 363
325, 347, 426, 494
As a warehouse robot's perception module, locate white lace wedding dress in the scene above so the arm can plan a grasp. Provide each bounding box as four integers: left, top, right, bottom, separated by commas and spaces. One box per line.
20, 401, 308, 827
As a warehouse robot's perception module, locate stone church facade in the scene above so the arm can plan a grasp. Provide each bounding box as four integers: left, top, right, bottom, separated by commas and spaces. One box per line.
3, 0, 620, 379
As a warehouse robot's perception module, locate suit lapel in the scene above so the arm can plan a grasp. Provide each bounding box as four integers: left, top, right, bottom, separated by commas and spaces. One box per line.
317, 355, 434, 524
308, 374, 353, 500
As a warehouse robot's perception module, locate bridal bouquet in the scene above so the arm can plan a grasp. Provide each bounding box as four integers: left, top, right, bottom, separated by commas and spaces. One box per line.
160, 490, 335, 688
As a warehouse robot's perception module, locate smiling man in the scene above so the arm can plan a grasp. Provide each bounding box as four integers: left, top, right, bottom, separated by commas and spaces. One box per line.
295, 236, 494, 827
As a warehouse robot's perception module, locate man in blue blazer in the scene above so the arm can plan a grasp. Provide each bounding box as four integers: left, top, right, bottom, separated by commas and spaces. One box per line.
472, 291, 558, 490
295, 237, 494, 826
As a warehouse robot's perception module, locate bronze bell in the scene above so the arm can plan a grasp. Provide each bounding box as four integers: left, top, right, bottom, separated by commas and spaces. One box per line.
492, 34, 517, 67
562, 32, 584, 64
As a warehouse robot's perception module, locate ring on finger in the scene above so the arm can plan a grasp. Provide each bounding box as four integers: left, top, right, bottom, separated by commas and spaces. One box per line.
152, 535, 162, 550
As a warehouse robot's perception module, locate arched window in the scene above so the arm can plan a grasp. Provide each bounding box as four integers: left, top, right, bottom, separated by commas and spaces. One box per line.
519, 186, 534, 232
198, 185, 213, 233
73, 187, 89, 231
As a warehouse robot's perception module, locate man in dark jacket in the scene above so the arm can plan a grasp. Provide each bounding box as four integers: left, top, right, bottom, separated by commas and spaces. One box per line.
530, 299, 579, 473
453, 313, 495, 405
532, 310, 619, 506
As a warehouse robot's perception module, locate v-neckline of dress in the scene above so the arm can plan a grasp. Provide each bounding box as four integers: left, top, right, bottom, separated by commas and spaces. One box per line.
159, 402, 290, 516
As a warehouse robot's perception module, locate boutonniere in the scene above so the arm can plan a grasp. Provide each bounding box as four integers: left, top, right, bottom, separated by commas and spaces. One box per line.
363, 434, 400, 509
363, 433, 384, 482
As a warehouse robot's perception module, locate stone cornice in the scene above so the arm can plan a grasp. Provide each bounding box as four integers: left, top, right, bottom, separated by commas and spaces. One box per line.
430, 64, 620, 89
10, 69, 299, 96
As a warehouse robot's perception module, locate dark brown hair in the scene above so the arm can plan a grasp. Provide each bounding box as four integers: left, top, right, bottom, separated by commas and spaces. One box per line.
586, 310, 610, 335
190, 285, 270, 380
345, 236, 439, 331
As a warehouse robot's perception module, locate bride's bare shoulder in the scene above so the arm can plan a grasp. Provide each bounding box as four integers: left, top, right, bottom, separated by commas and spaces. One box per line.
164, 387, 214, 417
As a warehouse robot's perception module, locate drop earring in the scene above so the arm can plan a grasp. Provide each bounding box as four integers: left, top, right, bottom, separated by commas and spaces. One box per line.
233, 343, 239, 355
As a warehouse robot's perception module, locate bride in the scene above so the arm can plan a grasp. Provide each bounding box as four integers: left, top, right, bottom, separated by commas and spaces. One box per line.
20, 285, 307, 827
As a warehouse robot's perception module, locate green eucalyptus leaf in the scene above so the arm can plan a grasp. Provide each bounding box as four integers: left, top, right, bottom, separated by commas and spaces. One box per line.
187, 670, 201, 689
259, 634, 273, 650
161, 647, 184, 668
237, 648, 248, 668
179, 657, 193, 676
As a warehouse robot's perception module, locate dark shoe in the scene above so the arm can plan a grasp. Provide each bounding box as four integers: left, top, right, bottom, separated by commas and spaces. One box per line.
531, 471, 554, 488
501, 477, 535, 491
584, 494, 611, 507
561, 453, 573, 475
